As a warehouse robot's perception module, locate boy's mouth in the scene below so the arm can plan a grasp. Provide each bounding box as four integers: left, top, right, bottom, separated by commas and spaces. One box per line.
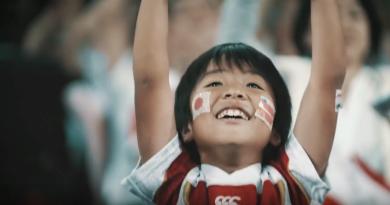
216, 108, 250, 120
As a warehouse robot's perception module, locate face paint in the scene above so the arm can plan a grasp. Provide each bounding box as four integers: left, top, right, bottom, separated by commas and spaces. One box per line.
259, 96, 275, 116
191, 92, 211, 120
255, 96, 275, 130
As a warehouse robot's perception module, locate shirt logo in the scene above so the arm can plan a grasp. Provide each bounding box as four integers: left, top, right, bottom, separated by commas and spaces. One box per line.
215, 195, 241, 205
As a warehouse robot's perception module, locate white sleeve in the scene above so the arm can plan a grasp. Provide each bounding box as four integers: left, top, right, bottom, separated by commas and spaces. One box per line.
121, 135, 181, 203
286, 134, 330, 204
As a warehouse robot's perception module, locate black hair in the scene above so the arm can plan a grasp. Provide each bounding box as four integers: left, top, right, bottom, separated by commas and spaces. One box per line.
174, 43, 292, 164
293, 0, 382, 63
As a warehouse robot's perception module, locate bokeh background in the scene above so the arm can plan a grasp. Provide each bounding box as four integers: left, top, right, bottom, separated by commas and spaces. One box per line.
1, 0, 389, 204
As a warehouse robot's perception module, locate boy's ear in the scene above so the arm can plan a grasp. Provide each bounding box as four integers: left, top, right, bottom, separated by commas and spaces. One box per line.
181, 123, 193, 142
270, 130, 281, 146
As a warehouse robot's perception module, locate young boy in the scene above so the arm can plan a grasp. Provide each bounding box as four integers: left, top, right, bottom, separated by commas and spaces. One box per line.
122, 0, 345, 204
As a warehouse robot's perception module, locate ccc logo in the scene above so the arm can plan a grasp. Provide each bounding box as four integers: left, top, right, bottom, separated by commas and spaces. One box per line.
214, 195, 241, 205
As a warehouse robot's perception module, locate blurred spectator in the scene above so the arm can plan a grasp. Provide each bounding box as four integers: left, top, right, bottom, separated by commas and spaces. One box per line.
218, 0, 270, 60
168, 0, 222, 72
219, 0, 390, 204
0, 56, 93, 205
62, 0, 221, 204
22, 0, 88, 62
293, 0, 390, 204
251, 0, 300, 55
1, 0, 49, 48
61, 0, 144, 204
217, 0, 300, 56
0, 0, 93, 204
375, 0, 390, 63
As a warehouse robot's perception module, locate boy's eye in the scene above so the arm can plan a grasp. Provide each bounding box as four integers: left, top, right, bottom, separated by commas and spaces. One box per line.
205, 81, 223, 88
246, 82, 263, 90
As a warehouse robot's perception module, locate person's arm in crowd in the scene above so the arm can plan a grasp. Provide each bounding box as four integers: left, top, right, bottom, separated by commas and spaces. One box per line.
61, 0, 122, 73
23, 6, 58, 55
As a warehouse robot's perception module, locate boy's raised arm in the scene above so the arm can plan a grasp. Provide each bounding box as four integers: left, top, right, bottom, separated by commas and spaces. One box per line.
133, 0, 176, 164
294, 0, 346, 175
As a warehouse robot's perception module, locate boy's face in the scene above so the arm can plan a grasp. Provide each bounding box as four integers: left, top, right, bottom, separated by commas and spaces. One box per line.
185, 63, 279, 161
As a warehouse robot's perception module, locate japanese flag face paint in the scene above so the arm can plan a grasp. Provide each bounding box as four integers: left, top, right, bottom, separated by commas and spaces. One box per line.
255, 96, 275, 130
191, 92, 211, 120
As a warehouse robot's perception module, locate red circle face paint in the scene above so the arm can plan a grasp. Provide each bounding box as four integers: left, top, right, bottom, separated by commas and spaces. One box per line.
191, 92, 211, 120
194, 97, 203, 111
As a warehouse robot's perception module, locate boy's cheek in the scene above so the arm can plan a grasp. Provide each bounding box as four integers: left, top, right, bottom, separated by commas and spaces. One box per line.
191, 91, 212, 120
254, 95, 275, 130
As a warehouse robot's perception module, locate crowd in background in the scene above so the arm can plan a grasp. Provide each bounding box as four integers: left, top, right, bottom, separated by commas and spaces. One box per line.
1, 0, 389, 204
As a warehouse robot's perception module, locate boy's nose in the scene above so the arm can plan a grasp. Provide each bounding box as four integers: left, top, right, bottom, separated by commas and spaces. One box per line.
223, 89, 246, 100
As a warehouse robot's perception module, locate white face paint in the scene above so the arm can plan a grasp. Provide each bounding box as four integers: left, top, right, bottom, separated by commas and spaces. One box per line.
254, 96, 275, 130
191, 91, 211, 120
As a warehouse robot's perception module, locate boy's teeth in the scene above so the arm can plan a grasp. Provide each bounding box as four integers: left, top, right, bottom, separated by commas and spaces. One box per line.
217, 108, 249, 120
